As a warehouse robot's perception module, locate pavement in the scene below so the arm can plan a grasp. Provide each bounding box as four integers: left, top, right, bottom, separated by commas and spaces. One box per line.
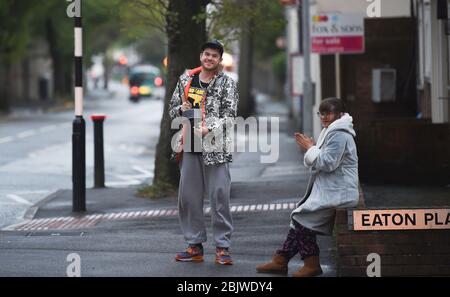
1, 94, 449, 277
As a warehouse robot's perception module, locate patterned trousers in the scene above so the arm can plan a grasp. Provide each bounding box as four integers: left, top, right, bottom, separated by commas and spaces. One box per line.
276, 221, 319, 260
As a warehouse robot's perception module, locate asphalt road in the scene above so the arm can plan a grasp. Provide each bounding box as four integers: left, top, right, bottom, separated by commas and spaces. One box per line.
0, 81, 162, 229
0, 85, 337, 277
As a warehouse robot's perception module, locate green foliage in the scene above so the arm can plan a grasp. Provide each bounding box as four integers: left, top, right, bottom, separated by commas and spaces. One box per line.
272, 51, 286, 84
208, 0, 286, 51
134, 32, 167, 66
118, 0, 167, 37
116, 0, 168, 65
83, 0, 125, 66
0, 0, 129, 65
0, 1, 43, 62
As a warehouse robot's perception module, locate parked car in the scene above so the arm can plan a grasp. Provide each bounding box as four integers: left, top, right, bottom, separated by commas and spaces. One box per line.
128, 64, 164, 102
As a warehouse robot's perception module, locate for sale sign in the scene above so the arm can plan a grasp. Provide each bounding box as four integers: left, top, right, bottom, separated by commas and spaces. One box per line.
311, 13, 365, 54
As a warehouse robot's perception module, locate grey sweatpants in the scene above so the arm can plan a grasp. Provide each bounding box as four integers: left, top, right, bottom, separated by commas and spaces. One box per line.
178, 152, 233, 248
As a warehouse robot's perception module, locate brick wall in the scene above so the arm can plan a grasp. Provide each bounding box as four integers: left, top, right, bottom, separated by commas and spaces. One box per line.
320, 17, 450, 185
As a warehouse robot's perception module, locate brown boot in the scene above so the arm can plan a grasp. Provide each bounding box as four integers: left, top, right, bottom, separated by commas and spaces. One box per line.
256, 253, 288, 275
292, 256, 323, 277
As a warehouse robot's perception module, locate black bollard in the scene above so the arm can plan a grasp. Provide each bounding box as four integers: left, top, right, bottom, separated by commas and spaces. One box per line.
90, 114, 106, 188
73, 116, 86, 212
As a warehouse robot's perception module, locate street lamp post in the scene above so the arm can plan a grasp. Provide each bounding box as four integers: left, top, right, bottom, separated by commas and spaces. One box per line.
68, 0, 86, 212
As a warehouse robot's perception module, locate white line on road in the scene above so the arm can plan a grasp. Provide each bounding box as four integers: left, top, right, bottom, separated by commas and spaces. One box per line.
14, 190, 52, 195
0, 136, 14, 144
6, 194, 33, 205
57, 123, 72, 129
132, 165, 153, 176
17, 130, 36, 139
39, 125, 57, 133
5, 198, 301, 231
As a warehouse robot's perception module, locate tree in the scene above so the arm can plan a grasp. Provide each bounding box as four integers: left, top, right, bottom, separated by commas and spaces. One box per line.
121, 0, 209, 197
206, 0, 286, 116
123, 0, 285, 197
0, 1, 41, 111
42, 0, 124, 97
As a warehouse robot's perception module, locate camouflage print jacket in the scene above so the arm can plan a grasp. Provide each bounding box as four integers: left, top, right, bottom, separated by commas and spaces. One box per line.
169, 67, 239, 165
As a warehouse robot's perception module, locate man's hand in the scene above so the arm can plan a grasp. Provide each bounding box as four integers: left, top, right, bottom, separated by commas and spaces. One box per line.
194, 124, 209, 137
180, 101, 192, 112
295, 132, 315, 151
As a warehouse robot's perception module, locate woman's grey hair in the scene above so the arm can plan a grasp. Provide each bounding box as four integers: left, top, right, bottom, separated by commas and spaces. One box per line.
319, 97, 346, 114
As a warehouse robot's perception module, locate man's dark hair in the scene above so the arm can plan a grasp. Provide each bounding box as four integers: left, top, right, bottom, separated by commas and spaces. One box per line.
319, 97, 346, 114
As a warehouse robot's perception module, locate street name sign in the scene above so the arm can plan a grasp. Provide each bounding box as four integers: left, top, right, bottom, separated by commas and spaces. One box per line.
351, 209, 450, 231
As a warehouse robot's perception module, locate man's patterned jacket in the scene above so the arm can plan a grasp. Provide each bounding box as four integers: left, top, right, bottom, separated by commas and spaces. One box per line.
169, 67, 239, 165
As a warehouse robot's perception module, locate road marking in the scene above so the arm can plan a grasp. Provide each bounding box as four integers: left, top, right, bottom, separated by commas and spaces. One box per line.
132, 165, 153, 176
0, 136, 14, 144
6, 201, 298, 231
39, 125, 57, 133
6, 194, 33, 205
57, 123, 72, 129
14, 190, 52, 195
17, 130, 36, 139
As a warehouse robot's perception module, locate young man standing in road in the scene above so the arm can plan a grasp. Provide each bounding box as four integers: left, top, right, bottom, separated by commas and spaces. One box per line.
168, 40, 239, 265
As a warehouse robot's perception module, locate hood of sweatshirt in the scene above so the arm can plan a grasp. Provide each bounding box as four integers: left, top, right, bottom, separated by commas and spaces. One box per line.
326, 113, 356, 137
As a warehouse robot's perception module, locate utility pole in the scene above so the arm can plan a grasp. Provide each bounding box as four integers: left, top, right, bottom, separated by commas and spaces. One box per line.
67, 0, 86, 212
301, 0, 314, 137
